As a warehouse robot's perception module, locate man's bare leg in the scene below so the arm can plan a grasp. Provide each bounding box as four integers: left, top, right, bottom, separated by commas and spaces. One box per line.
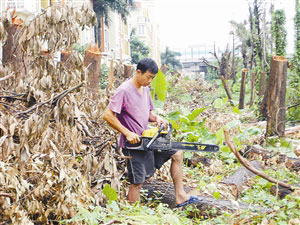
127, 183, 143, 204
170, 150, 190, 205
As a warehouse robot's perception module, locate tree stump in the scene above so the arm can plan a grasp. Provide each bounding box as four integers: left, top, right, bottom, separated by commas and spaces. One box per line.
84, 44, 101, 91
2, 23, 24, 81
239, 68, 247, 109
266, 56, 288, 137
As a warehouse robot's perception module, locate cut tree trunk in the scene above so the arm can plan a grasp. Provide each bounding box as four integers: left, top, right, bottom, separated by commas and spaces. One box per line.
2, 23, 24, 80
219, 160, 264, 199
239, 68, 247, 109
142, 180, 269, 215
84, 44, 101, 91
259, 71, 266, 97
266, 56, 288, 137
249, 72, 256, 107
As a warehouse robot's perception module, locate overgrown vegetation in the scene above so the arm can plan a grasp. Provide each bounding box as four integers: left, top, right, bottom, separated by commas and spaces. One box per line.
1, 1, 300, 225
130, 30, 150, 64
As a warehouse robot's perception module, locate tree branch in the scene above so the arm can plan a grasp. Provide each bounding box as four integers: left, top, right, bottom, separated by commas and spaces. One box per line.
224, 128, 294, 190
17, 83, 83, 115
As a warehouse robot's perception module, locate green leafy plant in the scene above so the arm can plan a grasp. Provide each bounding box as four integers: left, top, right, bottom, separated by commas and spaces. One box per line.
99, 64, 109, 89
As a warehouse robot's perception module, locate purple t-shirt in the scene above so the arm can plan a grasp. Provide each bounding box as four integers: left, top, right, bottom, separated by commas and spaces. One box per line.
108, 80, 154, 147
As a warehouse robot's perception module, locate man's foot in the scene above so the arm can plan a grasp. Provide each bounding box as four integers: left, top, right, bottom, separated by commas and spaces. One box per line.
176, 195, 201, 207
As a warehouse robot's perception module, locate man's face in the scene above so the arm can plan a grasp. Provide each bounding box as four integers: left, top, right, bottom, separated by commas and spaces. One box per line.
137, 70, 156, 86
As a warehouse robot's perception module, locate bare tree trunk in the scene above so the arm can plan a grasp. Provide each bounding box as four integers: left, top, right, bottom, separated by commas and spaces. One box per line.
220, 75, 233, 105
266, 56, 288, 137
249, 72, 256, 107
259, 71, 266, 97
84, 44, 101, 91
239, 68, 248, 109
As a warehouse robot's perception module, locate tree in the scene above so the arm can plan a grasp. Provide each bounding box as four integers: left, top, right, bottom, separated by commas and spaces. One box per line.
161, 47, 182, 70
293, 0, 300, 75
271, 9, 287, 56
230, 20, 251, 69
92, 0, 134, 48
130, 36, 150, 64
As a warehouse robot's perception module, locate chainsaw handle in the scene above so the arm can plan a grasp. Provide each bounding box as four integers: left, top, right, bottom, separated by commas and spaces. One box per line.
146, 123, 165, 149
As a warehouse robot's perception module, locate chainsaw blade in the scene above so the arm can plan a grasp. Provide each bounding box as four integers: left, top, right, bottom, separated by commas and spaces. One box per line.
171, 142, 219, 152
125, 138, 219, 152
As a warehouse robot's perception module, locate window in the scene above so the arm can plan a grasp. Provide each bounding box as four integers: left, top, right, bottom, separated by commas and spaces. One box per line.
138, 25, 145, 36
7, 0, 25, 10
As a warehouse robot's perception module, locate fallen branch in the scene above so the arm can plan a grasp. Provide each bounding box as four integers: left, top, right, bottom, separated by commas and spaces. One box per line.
0, 192, 14, 200
0, 74, 14, 82
224, 128, 294, 190
17, 83, 83, 115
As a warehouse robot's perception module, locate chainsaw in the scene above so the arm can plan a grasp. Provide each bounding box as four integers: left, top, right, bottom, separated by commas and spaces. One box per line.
125, 123, 219, 152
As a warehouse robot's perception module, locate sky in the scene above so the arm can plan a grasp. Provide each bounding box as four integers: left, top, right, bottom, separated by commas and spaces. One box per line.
154, 0, 295, 53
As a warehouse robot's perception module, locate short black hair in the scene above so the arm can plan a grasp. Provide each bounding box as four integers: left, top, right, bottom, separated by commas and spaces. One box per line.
136, 58, 158, 74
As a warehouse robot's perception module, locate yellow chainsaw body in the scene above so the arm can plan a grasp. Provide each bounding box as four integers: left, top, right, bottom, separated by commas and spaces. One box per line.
142, 127, 168, 137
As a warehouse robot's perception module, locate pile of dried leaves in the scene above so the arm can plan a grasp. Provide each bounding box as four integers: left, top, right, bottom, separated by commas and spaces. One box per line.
0, 5, 128, 224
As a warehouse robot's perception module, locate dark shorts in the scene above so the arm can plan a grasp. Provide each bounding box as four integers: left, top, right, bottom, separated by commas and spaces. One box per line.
122, 148, 177, 184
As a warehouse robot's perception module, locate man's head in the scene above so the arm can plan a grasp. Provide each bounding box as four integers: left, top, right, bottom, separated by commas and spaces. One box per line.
136, 58, 158, 87
137, 58, 158, 74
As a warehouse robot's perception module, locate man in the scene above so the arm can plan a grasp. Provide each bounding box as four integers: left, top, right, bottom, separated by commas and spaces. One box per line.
103, 58, 199, 206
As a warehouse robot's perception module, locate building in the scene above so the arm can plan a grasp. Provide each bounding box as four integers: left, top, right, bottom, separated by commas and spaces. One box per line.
0, 0, 94, 62
128, 0, 161, 65
171, 45, 215, 79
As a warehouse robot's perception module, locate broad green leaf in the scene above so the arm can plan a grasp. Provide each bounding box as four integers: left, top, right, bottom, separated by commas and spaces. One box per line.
167, 110, 181, 121
151, 69, 167, 101
232, 107, 241, 114
287, 201, 297, 209
187, 108, 205, 121
222, 97, 229, 104
180, 105, 190, 116
216, 127, 224, 145
103, 184, 118, 201
213, 191, 221, 199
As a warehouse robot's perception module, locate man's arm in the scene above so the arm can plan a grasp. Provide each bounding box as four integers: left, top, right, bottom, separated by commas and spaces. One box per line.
103, 107, 140, 144
149, 111, 167, 127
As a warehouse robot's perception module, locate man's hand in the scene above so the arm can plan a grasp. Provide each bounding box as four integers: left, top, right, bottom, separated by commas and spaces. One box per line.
125, 131, 140, 144
155, 115, 167, 129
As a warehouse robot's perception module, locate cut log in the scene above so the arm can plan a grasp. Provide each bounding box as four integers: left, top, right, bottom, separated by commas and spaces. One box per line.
239, 68, 247, 109
270, 184, 293, 199
219, 160, 264, 199
266, 56, 288, 137
142, 180, 269, 215
185, 155, 212, 167
241, 146, 300, 172
84, 44, 101, 91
